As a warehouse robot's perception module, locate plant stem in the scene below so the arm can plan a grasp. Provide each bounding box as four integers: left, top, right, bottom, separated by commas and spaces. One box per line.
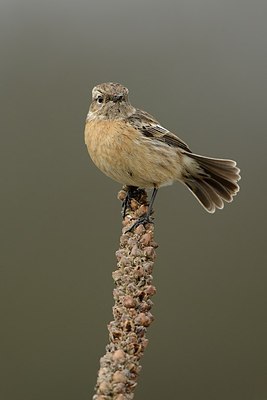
93, 188, 158, 400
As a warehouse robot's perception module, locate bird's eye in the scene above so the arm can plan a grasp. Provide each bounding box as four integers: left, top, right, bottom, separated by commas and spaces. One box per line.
97, 96, 104, 104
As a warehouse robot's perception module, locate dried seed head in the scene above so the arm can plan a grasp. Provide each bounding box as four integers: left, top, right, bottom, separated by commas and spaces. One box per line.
123, 319, 135, 332
97, 366, 109, 379
123, 295, 136, 308
98, 380, 112, 394
130, 198, 139, 210
135, 204, 148, 218
139, 302, 152, 312
135, 313, 151, 327
134, 224, 146, 235
142, 261, 154, 274
117, 190, 127, 202
116, 249, 125, 260
140, 232, 153, 246
112, 270, 122, 282
94, 189, 157, 399
113, 382, 126, 395
133, 265, 145, 278
114, 394, 126, 400
112, 349, 126, 363
131, 245, 142, 257
93, 395, 107, 400
122, 217, 132, 228
144, 246, 156, 259
113, 371, 127, 383
144, 285, 156, 296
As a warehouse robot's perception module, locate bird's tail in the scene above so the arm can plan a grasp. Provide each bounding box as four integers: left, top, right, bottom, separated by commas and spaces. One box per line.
183, 152, 240, 213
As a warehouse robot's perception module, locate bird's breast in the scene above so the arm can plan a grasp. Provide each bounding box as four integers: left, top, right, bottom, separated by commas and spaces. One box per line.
84, 118, 183, 187
84, 119, 140, 184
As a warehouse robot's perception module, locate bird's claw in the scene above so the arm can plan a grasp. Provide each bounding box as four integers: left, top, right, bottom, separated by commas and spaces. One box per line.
121, 197, 128, 219
125, 214, 154, 233
121, 186, 144, 219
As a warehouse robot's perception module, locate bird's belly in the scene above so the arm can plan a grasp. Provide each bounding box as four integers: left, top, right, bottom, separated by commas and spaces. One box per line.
85, 119, 182, 188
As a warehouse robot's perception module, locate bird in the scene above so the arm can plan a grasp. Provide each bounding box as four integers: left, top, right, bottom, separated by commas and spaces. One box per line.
84, 82, 240, 228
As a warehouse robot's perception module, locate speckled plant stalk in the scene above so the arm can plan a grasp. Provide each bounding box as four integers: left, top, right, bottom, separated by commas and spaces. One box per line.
93, 187, 158, 400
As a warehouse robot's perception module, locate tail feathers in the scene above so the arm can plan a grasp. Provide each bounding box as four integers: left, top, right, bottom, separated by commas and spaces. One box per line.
184, 153, 240, 213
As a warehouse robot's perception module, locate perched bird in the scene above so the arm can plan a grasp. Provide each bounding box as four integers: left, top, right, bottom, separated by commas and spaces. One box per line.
85, 82, 240, 226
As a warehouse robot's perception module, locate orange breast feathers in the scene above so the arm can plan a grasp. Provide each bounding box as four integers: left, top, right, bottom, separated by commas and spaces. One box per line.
85, 119, 142, 185
84, 119, 182, 188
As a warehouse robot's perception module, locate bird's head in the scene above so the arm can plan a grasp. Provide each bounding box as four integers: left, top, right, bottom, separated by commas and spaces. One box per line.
88, 82, 134, 120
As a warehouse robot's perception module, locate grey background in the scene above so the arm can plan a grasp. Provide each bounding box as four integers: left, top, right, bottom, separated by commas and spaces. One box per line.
1, 0, 266, 399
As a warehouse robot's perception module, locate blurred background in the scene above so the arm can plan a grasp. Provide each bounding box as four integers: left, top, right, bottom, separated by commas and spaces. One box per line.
1, 0, 266, 399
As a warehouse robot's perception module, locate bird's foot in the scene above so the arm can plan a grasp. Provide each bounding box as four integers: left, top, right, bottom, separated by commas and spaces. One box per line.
125, 213, 154, 233
121, 186, 146, 218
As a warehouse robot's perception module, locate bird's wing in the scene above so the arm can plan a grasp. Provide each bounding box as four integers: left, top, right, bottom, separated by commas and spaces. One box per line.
127, 108, 192, 153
